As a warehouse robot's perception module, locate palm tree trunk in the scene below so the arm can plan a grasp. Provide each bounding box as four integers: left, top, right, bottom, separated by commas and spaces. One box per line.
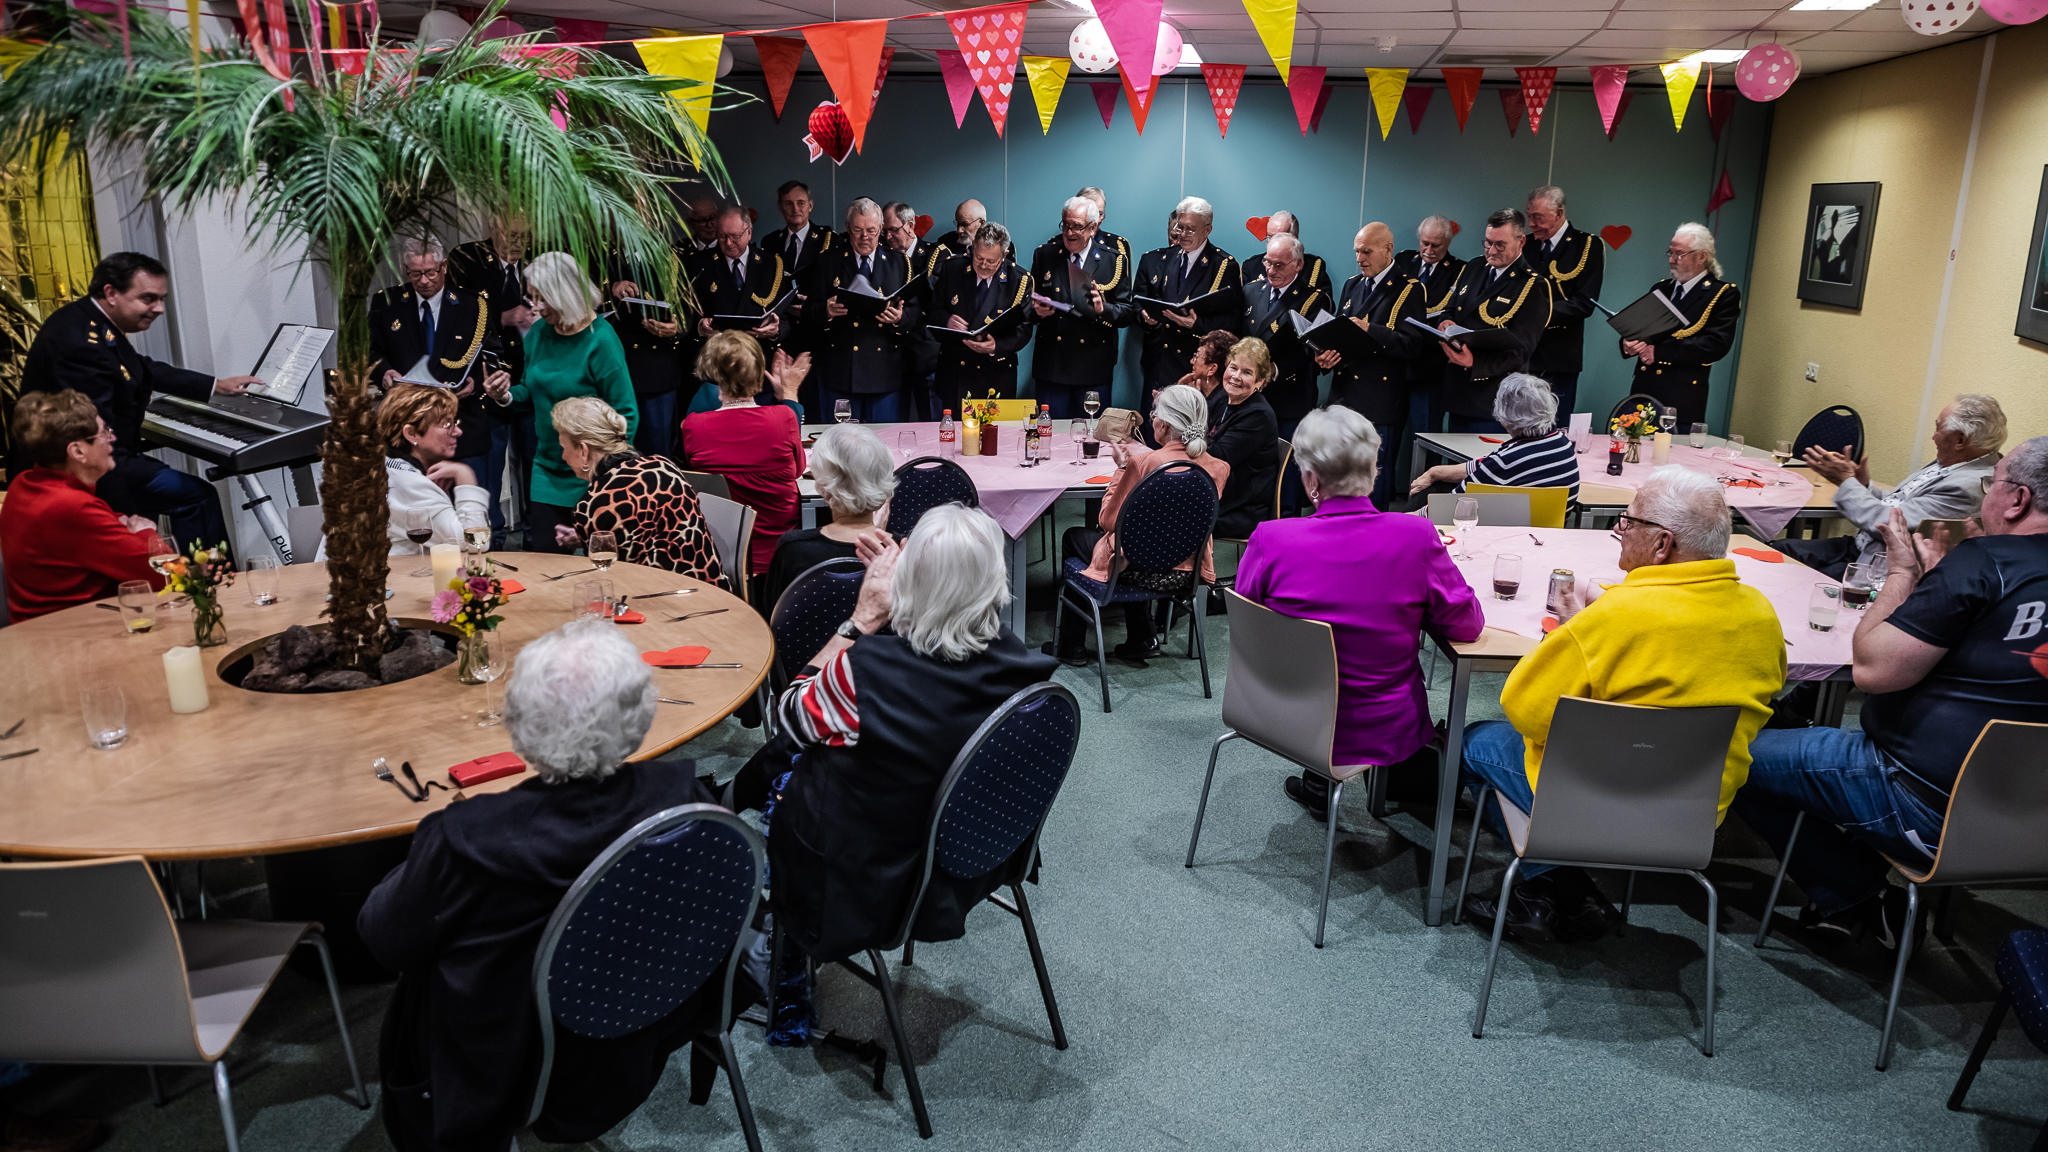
321, 248, 390, 673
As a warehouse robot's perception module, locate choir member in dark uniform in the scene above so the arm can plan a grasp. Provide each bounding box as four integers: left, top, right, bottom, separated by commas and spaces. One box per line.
1028, 195, 1134, 419
449, 218, 530, 546
1391, 214, 1465, 459
932, 198, 1014, 264
1320, 223, 1425, 510
1433, 208, 1552, 434
883, 201, 946, 420
800, 198, 913, 423
17, 252, 258, 551
1240, 233, 1330, 438
757, 180, 836, 277
684, 213, 793, 423
1524, 185, 1605, 420
1242, 210, 1334, 303
1621, 223, 1742, 432
1135, 196, 1244, 417
1071, 186, 1131, 275
600, 272, 685, 460
682, 193, 722, 257
931, 223, 1033, 409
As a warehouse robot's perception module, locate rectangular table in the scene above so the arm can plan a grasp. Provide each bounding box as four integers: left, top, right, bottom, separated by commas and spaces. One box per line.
1414, 526, 1858, 926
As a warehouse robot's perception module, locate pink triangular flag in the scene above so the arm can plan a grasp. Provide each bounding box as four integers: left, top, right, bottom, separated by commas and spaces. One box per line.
1500, 87, 1525, 137
1706, 82, 1736, 142
1092, 81, 1119, 128
1310, 82, 1335, 133
1287, 65, 1327, 135
1590, 66, 1629, 134
937, 49, 976, 128
1404, 85, 1434, 133
1094, 0, 1163, 98
1607, 91, 1636, 138
944, 2, 1030, 138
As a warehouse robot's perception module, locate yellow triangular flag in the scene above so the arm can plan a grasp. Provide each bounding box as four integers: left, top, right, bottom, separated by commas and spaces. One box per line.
636, 34, 724, 130
1241, 0, 1294, 85
1660, 60, 1699, 132
1364, 68, 1408, 141
1023, 55, 1071, 135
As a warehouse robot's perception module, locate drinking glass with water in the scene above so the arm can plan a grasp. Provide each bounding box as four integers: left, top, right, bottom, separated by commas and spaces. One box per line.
1808, 584, 1841, 632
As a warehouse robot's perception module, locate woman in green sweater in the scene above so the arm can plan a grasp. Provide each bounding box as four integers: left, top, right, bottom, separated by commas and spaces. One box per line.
486, 251, 638, 552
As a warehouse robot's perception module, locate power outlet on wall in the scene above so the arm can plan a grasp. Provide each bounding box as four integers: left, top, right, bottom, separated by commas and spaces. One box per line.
1805, 362, 1820, 382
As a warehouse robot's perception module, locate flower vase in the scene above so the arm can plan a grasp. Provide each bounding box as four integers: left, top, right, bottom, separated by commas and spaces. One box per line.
457, 630, 494, 685
979, 423, 999, 456
1624, 436, 1642, 464
191, 594, 227, 648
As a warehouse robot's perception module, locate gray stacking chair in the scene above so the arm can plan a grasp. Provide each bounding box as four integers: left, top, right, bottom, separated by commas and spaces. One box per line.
679, 469, 732, 501
0, 856, 367, 1152
1186, 589, 1377, 949
1456, 697, 1740, 1055
1425, 491, 1532, 527
1752, 719, 2048, 1070
697, 492, 758, 604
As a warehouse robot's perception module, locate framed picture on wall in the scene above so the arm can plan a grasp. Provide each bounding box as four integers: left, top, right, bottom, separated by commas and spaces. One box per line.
1798, 182, 1880, 309
2016, 166, 2048, 346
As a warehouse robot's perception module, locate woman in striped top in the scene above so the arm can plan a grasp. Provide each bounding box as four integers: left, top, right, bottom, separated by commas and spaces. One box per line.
1409, 372, 1579, 508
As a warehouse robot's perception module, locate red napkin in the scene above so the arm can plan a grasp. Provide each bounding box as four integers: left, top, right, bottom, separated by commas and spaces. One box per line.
642, 645, 713, 667
1479, 435, 1506, 443
1732, 547, 1785, 564
613, 609, 647, 624
448, 751, 526, 788
500, 578, 526, 595
1085, 475, 1115, 484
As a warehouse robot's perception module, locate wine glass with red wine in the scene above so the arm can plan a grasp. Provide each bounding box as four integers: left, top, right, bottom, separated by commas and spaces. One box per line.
405, 510, 436, 576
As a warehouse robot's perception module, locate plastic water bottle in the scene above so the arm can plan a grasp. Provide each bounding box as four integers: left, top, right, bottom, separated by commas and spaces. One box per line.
939, 409, 956, 454
1036, 405, 1053, 462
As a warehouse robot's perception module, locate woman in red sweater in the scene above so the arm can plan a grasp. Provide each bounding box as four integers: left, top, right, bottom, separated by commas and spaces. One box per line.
679, 332, 809, 598
2, 390, 165, 621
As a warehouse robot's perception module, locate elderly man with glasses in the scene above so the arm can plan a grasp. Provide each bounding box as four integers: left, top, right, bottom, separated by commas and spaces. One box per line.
1619, 222, 1742, 431
1028, 194, 1134, 419
1432, 208, 1552, 435
1460, 467, 1786, 945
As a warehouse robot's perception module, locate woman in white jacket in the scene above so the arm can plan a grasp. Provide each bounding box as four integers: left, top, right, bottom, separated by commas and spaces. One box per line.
379, 383, 490, 552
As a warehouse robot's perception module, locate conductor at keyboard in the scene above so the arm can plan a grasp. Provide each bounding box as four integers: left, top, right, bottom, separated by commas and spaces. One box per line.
19, 252, 260, 553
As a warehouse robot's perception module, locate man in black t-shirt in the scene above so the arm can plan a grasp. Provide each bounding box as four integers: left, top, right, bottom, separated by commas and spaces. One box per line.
1735, 436, 2048, 948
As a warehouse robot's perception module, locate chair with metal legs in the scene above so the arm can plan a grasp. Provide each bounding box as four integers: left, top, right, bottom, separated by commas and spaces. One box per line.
1947, 928, 2048, 1147
1455, 697, 1741, 1055
0, 856, 368, 1152
1186, 589, 1379, 949
1751, 720, 2048, 1070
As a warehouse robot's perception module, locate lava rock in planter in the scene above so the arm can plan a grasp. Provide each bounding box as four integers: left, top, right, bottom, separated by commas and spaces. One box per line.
304, 668, 379, 693
242, 666, 309, 694
270, 625, 335, 674
380, 628, 455, 683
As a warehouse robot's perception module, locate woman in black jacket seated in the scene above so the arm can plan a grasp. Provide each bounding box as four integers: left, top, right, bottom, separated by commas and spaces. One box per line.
359, 618, 739, 1152
1208, 336, 1282, 539
748, 502, 1056, 1041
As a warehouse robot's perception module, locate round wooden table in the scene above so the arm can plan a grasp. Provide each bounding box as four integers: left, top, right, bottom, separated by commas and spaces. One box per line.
0, 555, 773, 861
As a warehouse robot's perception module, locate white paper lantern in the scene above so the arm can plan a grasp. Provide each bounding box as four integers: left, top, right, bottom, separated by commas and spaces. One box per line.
1901, 0, 1978, 35
1152, 24, 1183, 76
416, 8, 471, 47
1069, 18, 1117, 73
717, 43, 733, 77
1734, 43, 1801, 101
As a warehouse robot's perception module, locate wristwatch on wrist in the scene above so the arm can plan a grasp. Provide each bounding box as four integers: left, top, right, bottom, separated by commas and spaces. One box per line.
835, 618, 864, 641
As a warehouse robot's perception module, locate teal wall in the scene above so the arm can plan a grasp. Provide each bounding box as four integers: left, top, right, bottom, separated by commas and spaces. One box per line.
707, 74, 1771, 430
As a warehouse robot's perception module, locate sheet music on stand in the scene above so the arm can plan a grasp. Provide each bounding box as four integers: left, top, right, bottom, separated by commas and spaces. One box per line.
246, 323, 335, 405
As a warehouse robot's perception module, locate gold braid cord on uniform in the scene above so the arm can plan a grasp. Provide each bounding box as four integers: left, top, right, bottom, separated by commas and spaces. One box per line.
1425, 265, 1460, 314
1477, 274, 1535, 327
1669, 283, 1734, 340
439, 292, 490, 368
1008, 275, 1030, 309
1387, 279, 1417, 321
1548, 235, 1595, 283
749, 256, 785, 308
1091, 248, 1126, 294
1208, 256, 1230, 294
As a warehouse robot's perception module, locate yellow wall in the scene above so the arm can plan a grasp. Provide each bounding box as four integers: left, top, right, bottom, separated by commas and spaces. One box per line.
1733, 21, 2048, 481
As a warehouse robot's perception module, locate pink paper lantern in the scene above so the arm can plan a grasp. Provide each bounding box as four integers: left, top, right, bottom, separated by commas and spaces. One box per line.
1901, 0, 1978, 35
1152, 24, 1183, 77
1983, 0, 2048, 22
1735, 44, 1801, 101
1068, 18, 1117, 74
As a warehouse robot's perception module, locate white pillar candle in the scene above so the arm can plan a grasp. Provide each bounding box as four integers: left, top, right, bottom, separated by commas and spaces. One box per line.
1653, 431, 1673, 465
430, 543, 462, 590
163, 645, 210, 714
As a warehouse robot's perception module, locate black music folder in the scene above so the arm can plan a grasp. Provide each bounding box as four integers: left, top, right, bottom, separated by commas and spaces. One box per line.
1401, 315, 1524, 353
834, 276, 913, 317
928, 301, 1027, 340
711, 288, 798, 329
1602, 289, 1688, 343
1298, 312, 1401, 359
1134, 288, 1231, 315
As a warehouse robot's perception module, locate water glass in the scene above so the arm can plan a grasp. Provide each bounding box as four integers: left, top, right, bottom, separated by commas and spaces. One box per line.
898, 429, 918, 460
574, 578, 616, 619
118, 580, 156, 633
1841, 561, 1878, 610
1451, 496, 1480, 561
833, 398, 852, 425
1493, 553, 1522, 600
1808, 583, 1841, 633
1070, 420, 1090, 464
83, 684, 128, 750
471, 632, 503, 727
1725, 433, 1746, 460
246, 556, 281, 606
1689, 422, 1708, 450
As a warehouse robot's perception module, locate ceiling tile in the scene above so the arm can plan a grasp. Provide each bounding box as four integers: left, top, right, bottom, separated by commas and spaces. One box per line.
1795, 28, 1968, 50
1581, 28, 1736, 48
1763, 10, 1859, 30
1607, 10, 1770, 30
1460, 11, 1612, 28
1456, 0, 1615, 9
1304, 12, 1458, 29
1446, 30, 1588, 48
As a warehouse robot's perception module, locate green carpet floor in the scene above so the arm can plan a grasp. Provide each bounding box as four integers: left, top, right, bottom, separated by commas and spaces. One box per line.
9, 510, 2045, 1151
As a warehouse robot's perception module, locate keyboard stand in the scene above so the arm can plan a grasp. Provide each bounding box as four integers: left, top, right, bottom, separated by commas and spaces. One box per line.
235, 473, 296, 565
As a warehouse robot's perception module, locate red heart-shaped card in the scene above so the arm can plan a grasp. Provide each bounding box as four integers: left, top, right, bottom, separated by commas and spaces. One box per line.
642, 645, 713, 667
1600, 224, 1632, 250
914, 213, 934, 238
1245, 215, 1270, 241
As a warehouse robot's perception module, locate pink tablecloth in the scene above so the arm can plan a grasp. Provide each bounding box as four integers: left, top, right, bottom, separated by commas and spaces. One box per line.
1570, 442, 1815, 539
1443, 525, 1853, 681
869, 422, 1108, 538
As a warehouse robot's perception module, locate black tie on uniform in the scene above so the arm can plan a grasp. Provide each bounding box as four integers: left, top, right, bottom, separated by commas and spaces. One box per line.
974, 277, 996, 321
420, 299, 435, 350
732, 258, 745, 295
859, 254, 874, 282
1167, 251, 1186, 301
786, 231, 800, 267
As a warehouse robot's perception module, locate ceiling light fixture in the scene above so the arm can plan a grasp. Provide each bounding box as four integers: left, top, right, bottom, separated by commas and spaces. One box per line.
1788, 0, 1880, 9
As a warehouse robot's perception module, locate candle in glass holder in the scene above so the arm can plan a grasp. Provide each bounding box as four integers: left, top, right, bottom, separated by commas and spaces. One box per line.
163, 645, 209, 714
430, 543, 461, 590
1653, 431, 1672, 465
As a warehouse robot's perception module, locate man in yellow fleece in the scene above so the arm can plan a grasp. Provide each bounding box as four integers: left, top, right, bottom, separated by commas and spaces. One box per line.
1462, 467, 1786, 944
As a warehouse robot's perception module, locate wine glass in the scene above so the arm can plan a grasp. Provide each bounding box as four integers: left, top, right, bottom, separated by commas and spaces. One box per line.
147, 531, 190, 611
1772, 439, 1794, 467
1082, 391, 1101, 420
833, 398, 852, 425
1658, 407, 1676, 436
1070, 420, 1090, 465
1725, 433, 1746, 461
404, 508, 436, 576
588, 530, 618, 570
1451, 495, 1479, 561
472, 631, 503, 727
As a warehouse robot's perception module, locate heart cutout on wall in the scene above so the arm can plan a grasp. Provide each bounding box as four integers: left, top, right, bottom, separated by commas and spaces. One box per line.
1245, 215, 1270, 241
915, 214, 934, 238
747, 206, 759, 224
1600, 224, 1632, 249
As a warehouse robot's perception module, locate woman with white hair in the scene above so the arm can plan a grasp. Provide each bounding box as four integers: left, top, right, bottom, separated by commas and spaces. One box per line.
359, 618, 728, 1150
552, 395, 722, 585
1045, 383, 1230, 665
747, 504, 1056, 1034
760, 423, 896, 610
483, 250, 638, 552
1409, 372, 1580, 508
1237, 404, 1485, 818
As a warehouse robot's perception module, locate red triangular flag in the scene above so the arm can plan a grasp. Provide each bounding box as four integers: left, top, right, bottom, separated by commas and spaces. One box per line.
944, 2, 1029, 138
1118, 65, 1156, 133
1706, 82, 1736, 142
1441, 67, 1482, 132
1201, 62, 1245, 138
1310, 82, 1335, 133
1607, 91, 1635, 139
802, 19, 891, 153
1707, 167, 1737, 215
1095, 0, 1163, 99
1288, 65, 1327, 135
753, 36, 805, 120
1404, 84, 1434, 133
872, 45, 896, 110
552, 17, 606, 42
1516, 66, 1556, 135
936, 49, 976, 128
1092, 81, 1119, 128
1500, 87, 1525, 137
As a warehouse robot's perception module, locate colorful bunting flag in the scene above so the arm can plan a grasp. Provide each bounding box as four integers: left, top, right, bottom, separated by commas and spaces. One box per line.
553, 18, 607, 42
1589, 65, 1629, 135
936, 49, 977, 128
1118, 64, 1157, 133
1287, 65, 1327, 135
1440, 67, 1482, 132
1365, 68, 1407, 140
873, 45, 896, 109
636, 35, 724, 131
1607, 91, 1635, 138
946, 2, 1028, 137
802, 18, 891, 153
1023, 54, 1070, 135
1500, 87, 1525, 137
1404, 84, 1434, 133
1096, 0, 1163, 98
1515, 66, 1556, 134
753, 36, 805, 120
1310, 81, 1334, 133
1201, 62, 1245, 138
1706, 82, 1735, 141
1091, 80, 1119, 128
1707, 167, 1737, 215
1660, 60, 1699, 131
1240, 0, 1295, 84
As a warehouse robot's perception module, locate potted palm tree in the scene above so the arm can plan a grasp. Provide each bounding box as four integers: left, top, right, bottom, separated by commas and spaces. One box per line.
0, 3, 730, 671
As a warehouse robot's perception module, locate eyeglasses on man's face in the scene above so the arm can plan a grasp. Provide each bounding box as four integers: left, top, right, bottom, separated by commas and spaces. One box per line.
1614, 512, 1669, 536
